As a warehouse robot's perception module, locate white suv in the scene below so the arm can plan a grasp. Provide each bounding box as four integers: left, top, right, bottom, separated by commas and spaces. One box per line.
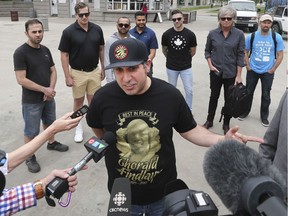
272, 5, 288, 36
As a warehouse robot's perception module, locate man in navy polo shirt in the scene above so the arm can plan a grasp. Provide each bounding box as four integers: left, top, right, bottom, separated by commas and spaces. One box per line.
129, 11, 158, 77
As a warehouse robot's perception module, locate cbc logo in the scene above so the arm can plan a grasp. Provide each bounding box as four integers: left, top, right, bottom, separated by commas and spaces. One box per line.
113, 192, 127, 206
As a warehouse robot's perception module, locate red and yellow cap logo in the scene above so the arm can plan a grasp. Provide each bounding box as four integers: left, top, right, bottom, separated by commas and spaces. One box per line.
114, 44, 128, 60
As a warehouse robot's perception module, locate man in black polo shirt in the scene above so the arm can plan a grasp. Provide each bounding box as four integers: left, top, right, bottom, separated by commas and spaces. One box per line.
58, 2, 105, 143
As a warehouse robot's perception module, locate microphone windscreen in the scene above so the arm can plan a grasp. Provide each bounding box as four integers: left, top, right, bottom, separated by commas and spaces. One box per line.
107, 177, 131, 216
203, 139, 285, 214
102, 131, 117, 145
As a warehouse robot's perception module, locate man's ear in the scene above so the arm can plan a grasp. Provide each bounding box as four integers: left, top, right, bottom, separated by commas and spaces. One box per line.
145, 59, 152, 73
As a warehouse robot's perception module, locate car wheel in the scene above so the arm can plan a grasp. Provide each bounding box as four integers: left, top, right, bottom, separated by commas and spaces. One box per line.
272, 23, 282, 34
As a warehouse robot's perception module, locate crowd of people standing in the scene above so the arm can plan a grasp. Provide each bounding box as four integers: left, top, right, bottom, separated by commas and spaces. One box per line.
1, 2, 286, 215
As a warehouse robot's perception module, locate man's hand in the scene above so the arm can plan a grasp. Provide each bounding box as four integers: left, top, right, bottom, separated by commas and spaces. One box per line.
225, 126, 264, 144
65, 76, 74, 87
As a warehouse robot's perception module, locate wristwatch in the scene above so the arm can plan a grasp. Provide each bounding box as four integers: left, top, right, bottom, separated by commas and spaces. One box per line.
33, 180, 45, 199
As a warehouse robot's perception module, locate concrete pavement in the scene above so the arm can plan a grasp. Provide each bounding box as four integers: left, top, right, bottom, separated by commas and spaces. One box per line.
0, 9, 287, 215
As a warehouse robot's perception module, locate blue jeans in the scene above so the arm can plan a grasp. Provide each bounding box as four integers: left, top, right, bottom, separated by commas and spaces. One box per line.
245, 70, 274, 120
166, 68, 193, 110
131, 198, 165, 216
22, 99, 56, 138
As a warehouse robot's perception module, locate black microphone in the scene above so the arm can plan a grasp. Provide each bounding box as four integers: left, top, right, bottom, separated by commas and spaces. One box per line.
203, 139, 287, 216
107, 177, 131, 216
45, 131, 116, 206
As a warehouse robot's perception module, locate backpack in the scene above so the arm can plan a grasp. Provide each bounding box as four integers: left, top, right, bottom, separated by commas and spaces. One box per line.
219, 83, 251, 121
249, 31, 277, 59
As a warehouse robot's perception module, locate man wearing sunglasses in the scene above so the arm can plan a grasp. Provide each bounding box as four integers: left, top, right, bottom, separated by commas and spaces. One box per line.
58, 2, 105, 143
161, 9, 197, 112
104, 17, 135, 83
203, 6, 245, 135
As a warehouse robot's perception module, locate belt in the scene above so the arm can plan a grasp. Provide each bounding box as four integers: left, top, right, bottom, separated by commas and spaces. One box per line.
72, 67, 96, 72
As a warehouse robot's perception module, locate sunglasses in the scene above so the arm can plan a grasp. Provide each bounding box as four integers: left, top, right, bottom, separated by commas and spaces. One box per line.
118, 23, 130, 28
220, 17, 232, 21
78, 12, 90, 18
172, 17, 182, 22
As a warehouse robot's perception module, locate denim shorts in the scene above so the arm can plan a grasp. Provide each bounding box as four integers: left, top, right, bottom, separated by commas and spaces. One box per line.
22, 99, 56, 138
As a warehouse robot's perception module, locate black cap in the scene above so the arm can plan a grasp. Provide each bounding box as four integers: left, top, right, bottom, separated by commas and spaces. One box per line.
105, 38, 148, 70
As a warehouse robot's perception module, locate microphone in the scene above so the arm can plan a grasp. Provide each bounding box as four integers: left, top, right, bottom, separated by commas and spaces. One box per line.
203, 139, 287, 216
107, 177, 131, 216
45, 131, 116, 206
69, 131, 116, 175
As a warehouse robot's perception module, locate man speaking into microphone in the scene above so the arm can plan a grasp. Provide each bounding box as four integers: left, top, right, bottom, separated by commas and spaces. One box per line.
86, 38, 263, 216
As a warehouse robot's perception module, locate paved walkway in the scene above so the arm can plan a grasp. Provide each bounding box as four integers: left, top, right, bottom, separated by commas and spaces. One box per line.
0, 9, 287, 215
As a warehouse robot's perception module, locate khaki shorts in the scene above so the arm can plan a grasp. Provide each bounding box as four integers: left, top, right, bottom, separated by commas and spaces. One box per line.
70, 67, 101, 99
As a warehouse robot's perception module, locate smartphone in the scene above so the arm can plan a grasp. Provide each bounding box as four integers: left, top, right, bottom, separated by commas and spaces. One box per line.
70, 105, 89, 119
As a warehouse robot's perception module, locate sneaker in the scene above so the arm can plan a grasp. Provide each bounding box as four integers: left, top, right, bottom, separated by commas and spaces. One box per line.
25, 155, 40, 173
74, 123, 83, 143
47, 141, 69, 152
261, 119, 269, 127
238, 114, 248, 121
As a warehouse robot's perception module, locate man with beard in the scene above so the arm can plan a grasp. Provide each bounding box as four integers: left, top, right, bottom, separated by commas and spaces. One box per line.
238, 14, 285, 127
129, 11, 158, 77
13, 19, 69, 173
104, 16, 135, 83
58, 2, 105, 143
86, 38, 264, 215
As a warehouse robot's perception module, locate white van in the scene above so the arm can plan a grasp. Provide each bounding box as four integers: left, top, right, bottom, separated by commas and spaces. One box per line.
228, 0, 260, 32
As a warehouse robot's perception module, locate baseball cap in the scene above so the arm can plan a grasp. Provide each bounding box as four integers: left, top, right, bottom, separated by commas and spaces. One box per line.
259, 14, 273, 22
105, 38, 148, 70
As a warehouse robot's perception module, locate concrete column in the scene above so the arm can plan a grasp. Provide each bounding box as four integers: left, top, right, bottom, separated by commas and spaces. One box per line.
172, 0, 177, 9
185, 0, 189, 6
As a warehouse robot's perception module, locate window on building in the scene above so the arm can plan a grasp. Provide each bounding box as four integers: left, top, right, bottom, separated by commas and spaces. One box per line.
107, 0, 163, 10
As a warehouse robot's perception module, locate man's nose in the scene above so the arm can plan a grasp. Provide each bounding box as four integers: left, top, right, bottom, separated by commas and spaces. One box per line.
122, 71, 132, 81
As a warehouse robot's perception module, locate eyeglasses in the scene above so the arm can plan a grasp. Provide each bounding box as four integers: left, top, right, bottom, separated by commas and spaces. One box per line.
220, 17, 233, 21
78, 12, 90, 18
118, 23, 130, 28
172, 17, 182, 22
